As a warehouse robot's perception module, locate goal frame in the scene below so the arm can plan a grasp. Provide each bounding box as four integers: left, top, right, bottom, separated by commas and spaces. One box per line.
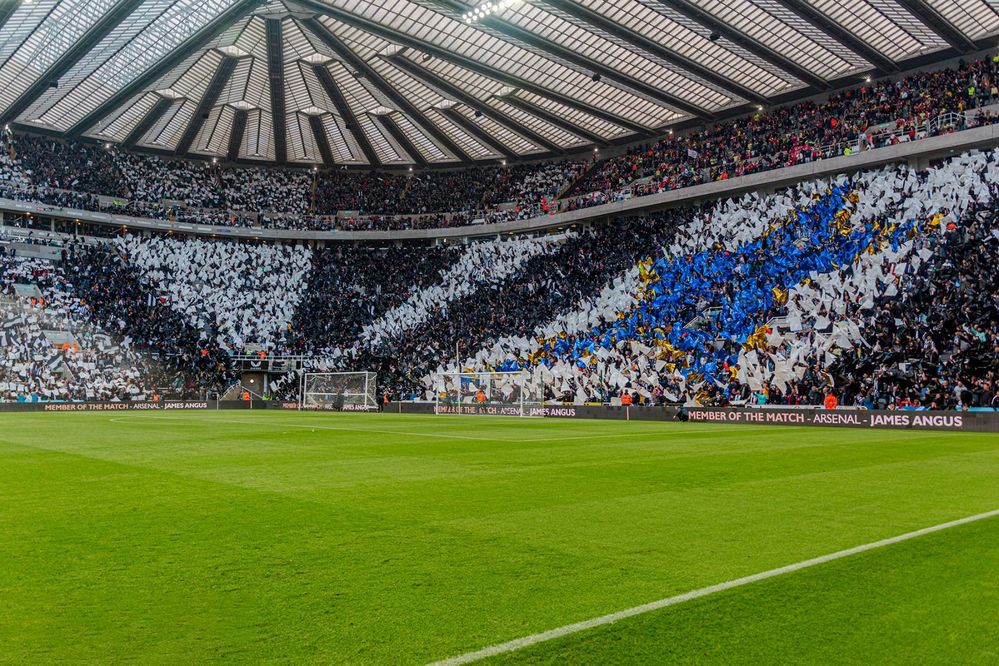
433, 370, 540, 417
299, 371, 378, 411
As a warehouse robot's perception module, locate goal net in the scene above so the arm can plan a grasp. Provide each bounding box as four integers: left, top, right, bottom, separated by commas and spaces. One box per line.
300, 372, 378, 411
433, 371, 541, 417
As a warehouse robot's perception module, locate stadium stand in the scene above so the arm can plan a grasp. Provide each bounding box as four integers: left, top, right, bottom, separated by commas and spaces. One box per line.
1, 56, 999, 235
439, 150, 999, 409
0, 53, 997, 407
565, 55, 999, 210
59, 242, 236, 400
0, 251, 175, 401
115, 234, 311, 353
0, 144, 996, 407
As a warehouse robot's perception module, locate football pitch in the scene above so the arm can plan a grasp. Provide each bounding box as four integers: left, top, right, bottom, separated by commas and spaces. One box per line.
2, 412, 997, 664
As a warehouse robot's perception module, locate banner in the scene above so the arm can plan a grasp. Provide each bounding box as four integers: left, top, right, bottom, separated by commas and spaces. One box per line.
3, 400, 994, 432
389, 403, 998, 432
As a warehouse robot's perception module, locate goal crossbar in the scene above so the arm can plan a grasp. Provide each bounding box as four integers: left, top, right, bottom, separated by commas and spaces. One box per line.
433, 370, 540, 417
300, 371, 378, 411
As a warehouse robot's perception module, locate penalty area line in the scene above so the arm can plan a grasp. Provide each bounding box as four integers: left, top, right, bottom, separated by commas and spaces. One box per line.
428, 508, 999, 665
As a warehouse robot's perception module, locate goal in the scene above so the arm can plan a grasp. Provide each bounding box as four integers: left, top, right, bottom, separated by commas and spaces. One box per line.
300, 372, 378, 411
433, 371, 541, 417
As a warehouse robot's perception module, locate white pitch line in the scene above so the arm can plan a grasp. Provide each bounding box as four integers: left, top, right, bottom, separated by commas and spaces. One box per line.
428, 508, 999, 666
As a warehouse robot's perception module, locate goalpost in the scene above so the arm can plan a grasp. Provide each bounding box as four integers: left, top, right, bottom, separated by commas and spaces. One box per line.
433, 370, 541, 417
299, 372, 378, 411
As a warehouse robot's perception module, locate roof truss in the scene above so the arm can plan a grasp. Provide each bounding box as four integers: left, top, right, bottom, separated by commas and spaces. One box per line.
301, 17, 471, 162
0, 0, 982, 169
770, 0, 899, 72
893, 0, 977, 53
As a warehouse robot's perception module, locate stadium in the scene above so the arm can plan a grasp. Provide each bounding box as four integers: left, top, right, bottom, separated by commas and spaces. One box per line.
1, 0, 998, 662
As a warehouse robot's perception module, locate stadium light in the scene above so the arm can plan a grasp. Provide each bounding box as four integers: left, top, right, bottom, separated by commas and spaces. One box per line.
463, 0, 519, 23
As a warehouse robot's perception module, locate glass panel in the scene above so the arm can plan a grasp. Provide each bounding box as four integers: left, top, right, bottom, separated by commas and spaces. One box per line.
240, 108, 275, 160
693, 0, 871, 79
391, 111, 455, 162
0, 0, 120, 113
193, 103, 234, 154
805, 0, 946, 61
89, 91, 159, 140
29, 0, 242, 130
924, 0, 999, 38
487, 98, 585, 147
287, 111, 322, 162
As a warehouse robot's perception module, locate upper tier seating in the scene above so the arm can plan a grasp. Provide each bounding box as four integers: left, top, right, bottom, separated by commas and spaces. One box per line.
2, 56, 999, 233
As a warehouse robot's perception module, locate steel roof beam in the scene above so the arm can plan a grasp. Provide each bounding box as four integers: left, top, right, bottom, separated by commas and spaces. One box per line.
227, 108, 248, 161
176, 57, 237, 155
500, 94, 609, 146
380, 114, 428, 166
266, 18, 288, 163
66, 0, 265, 136
308, 113, 336, 165
893, 0, 976, 53
390, 55, 564, 154
654, 0, 830, 90
770, 0, 898, 73
0, 0, 147, 126
300, 18, 472, 163
120, 96, 173, 148
312, 63, 381, 166
0, 0, 19, 35
292, 0, 655, 136
440, 107, 517, 159
541, 0, 771, 104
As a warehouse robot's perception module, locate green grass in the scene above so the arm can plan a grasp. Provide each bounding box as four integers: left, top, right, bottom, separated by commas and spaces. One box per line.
0, 412, 996, 664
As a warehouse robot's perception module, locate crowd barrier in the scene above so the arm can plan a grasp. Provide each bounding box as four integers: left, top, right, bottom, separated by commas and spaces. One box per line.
2, 400, 995, 432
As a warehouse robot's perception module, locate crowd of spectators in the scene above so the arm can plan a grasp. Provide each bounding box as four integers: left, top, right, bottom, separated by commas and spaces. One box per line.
359, 233, 573, 347
0, 251, 189, 402
0, 72, 999, 409
62, 242, 236, 399
116, 234, 311, 353
439, 148, 997, 409
287, 212, 693, 400
829, 206, 997, 410
286, 243, 459, 358
3, 56, 999, 235
0, 135, 996, 408
313, 161, 583, 220
566, 54, 999, 210
0, 129, 585, 231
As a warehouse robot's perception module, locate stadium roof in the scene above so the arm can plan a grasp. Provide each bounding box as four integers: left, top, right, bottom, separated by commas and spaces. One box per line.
0, 0, 996, 167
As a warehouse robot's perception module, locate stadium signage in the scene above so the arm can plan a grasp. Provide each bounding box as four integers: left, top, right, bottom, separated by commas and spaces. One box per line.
390, 403, 996, 432
38, 401, 211, 412
287, 402, 378, 411
435, 404, 524, 416
685, 408, 968, 430
3, 401, 993, 432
